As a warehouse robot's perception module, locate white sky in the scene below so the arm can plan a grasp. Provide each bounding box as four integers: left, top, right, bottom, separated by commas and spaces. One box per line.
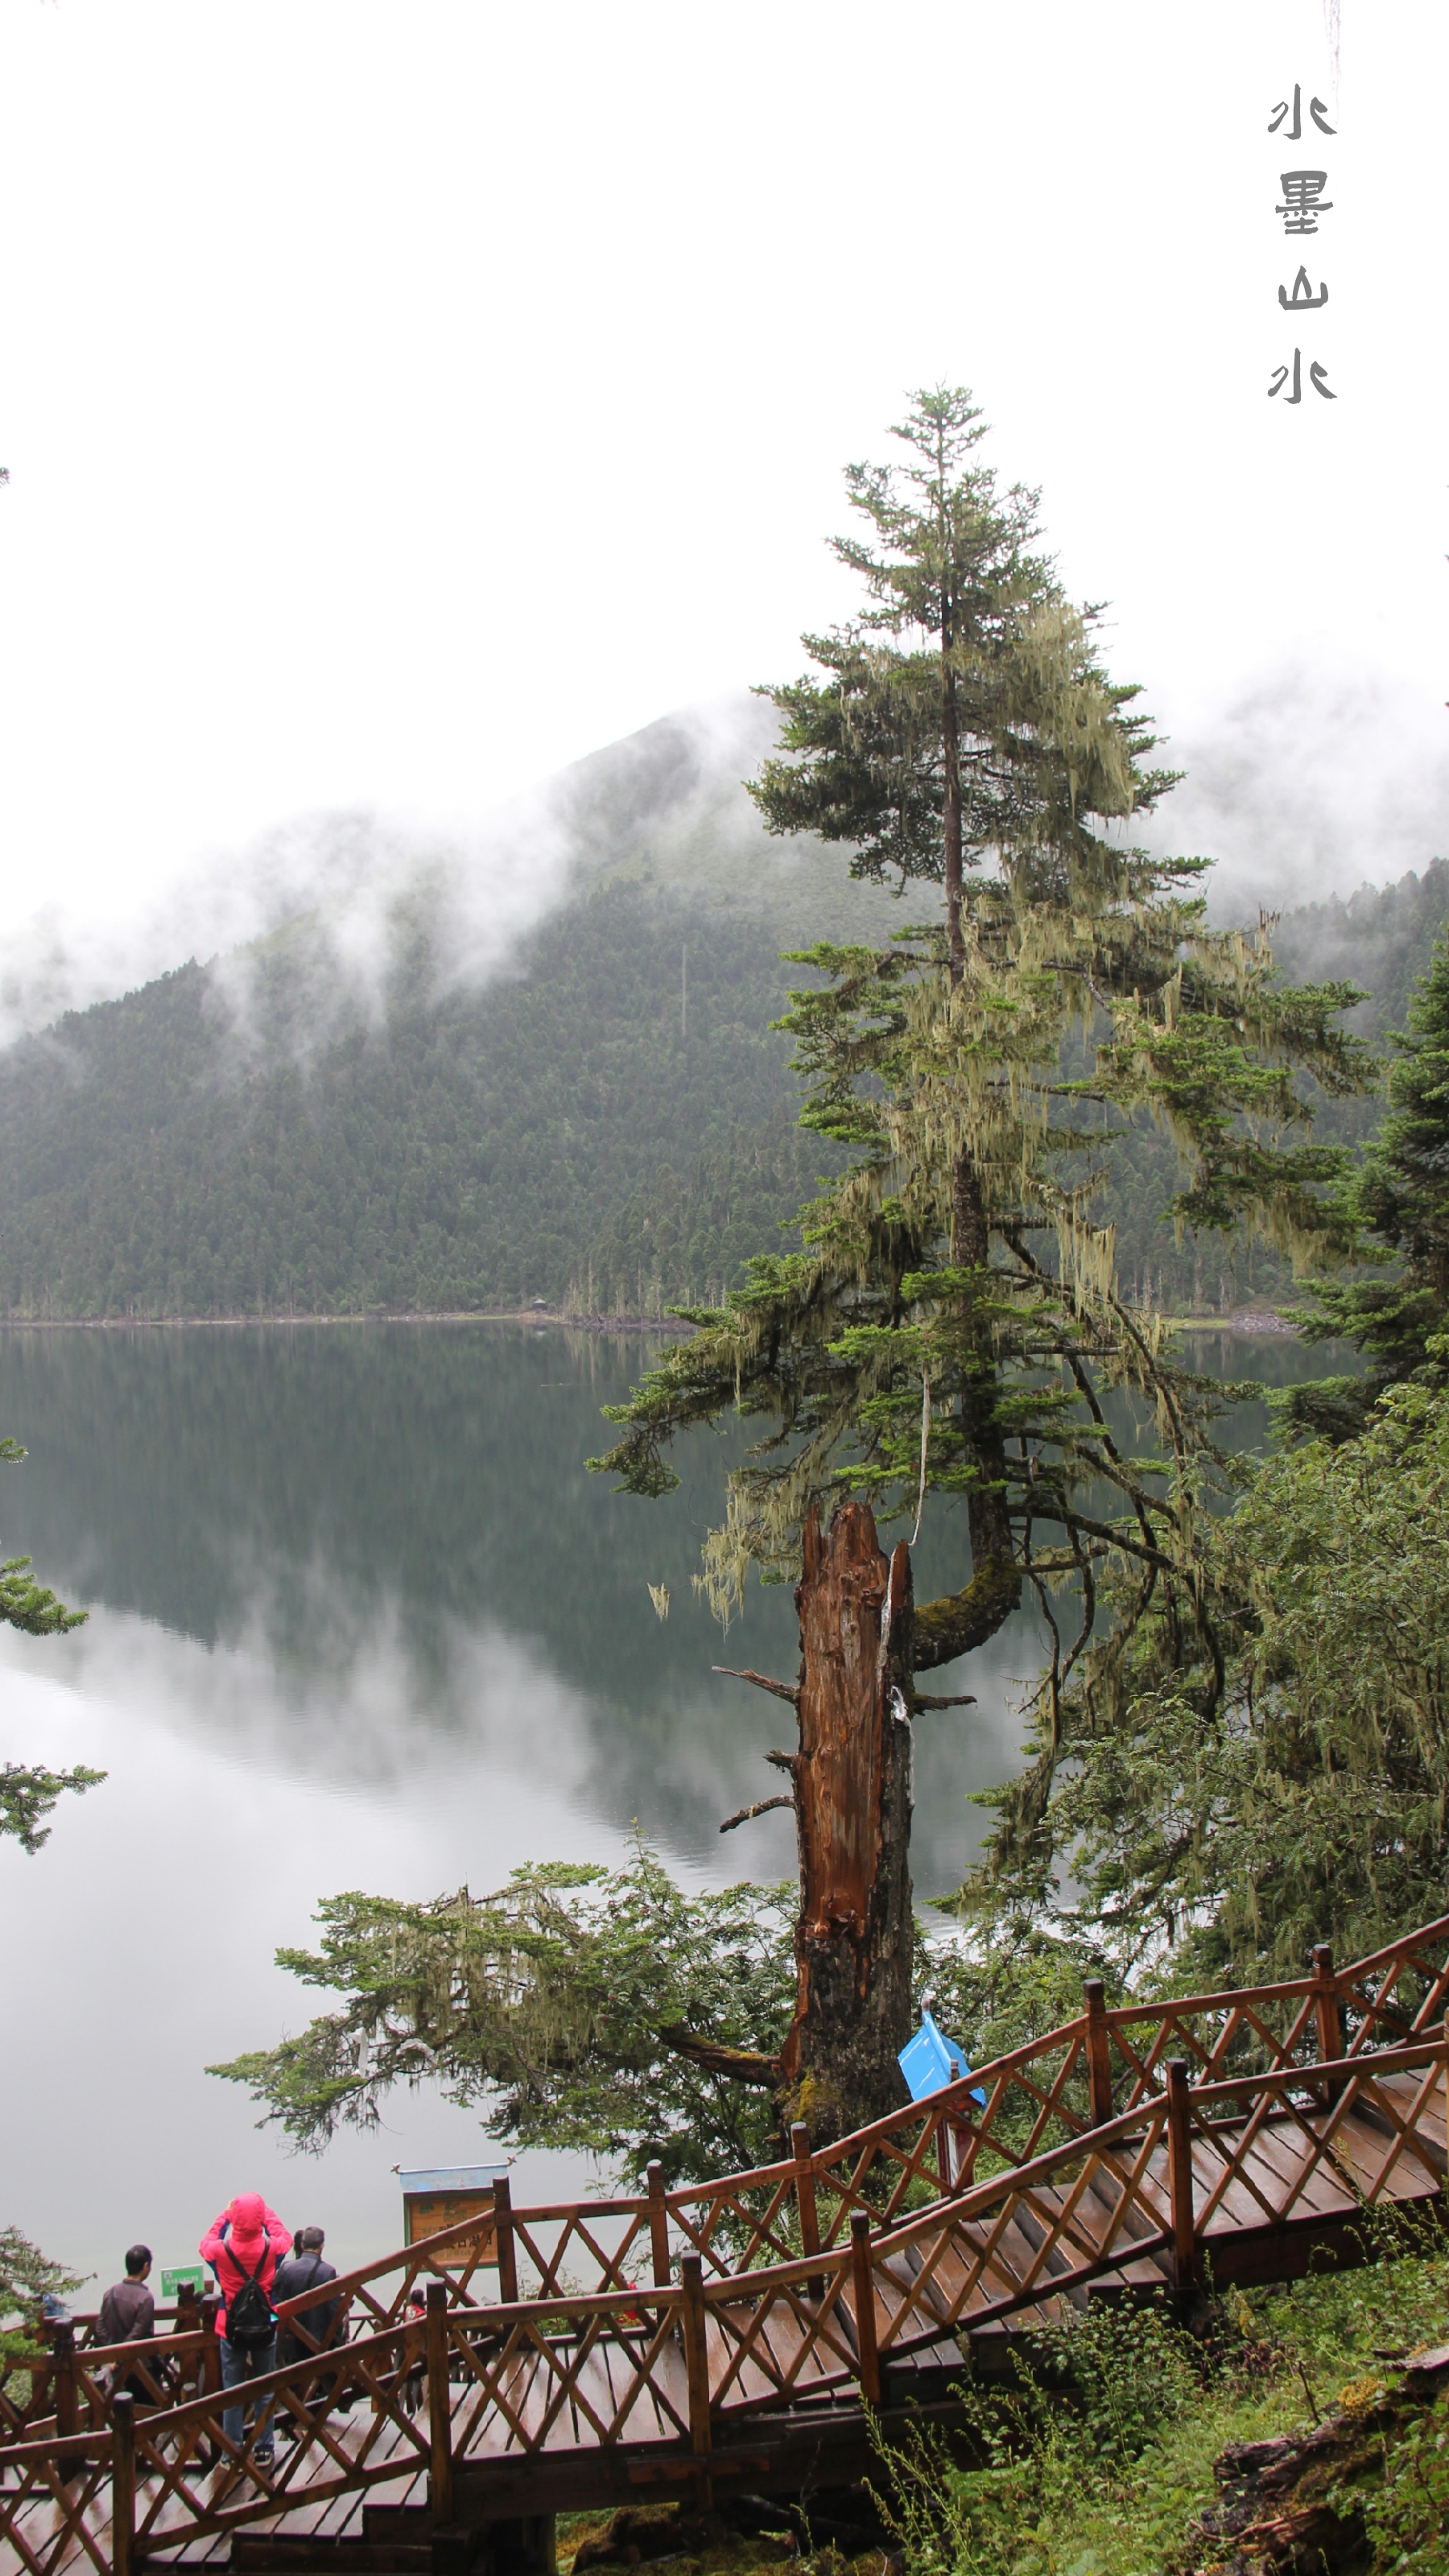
0, 0, 1445, 1007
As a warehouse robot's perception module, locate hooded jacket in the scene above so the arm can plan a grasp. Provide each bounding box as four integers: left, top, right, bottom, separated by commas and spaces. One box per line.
199, 2195, 291, 2341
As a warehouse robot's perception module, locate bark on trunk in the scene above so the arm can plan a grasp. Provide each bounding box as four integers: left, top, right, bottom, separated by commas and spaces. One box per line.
943, 647, 965, 984
778, 1501, 914, 2140
926, 1146, 1021, 1667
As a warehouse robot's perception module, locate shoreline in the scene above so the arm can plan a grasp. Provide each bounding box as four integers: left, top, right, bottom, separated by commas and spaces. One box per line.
0, 1305, 1298, 1338
0, 1307, 695, 1335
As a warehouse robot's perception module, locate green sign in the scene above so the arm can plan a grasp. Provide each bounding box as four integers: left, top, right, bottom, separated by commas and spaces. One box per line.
161, 2266, 206, 2298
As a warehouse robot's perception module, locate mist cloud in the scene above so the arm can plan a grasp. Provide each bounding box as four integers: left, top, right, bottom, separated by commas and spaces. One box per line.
1146, 660, 1449, 923
0, 694, 779, 1051
4, 668, 1445, 1050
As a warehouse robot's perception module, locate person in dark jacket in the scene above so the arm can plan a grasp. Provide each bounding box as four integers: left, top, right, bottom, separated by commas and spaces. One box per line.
272, 2227, 343, 2370
97, 2247, 157, 2403
97, 2246, 155, 2348
199, 2194, 290, 2463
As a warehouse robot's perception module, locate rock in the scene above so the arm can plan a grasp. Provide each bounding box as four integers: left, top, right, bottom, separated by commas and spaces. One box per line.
1183, 2342, 1449, 2571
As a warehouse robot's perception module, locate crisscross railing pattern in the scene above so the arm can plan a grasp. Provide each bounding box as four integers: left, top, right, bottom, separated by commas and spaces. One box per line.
5, 1914, 1447, 2576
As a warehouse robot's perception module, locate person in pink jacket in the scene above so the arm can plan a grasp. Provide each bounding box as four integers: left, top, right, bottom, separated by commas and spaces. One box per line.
199, 2193, 291, 2462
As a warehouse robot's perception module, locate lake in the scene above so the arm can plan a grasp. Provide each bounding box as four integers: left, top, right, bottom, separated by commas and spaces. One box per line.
0, 1320, 1336, 2293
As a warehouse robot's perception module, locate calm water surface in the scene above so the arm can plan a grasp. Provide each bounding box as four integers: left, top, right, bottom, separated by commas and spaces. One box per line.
0, 1322, 1335, 2289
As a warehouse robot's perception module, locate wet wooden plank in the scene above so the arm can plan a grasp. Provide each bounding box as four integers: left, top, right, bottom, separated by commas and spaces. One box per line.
1238, 2119, 1370, 2219
592, 2332, 680, 2445
720, 2291, 848, 2405
462, 2344, 555, 2458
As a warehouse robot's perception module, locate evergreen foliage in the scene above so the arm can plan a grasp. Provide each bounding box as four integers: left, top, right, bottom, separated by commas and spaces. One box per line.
212, 1847, 795, 2186
1081, 860, 1449, 1322
1001, 1354, 1449, 1981
0, 2227, 88, 2384
0, 1435, 96, 1856
1286, 927, 1449, 1437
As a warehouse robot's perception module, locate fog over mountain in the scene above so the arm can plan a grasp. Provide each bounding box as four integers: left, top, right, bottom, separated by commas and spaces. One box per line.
5, 661, 1447, 1051
1, 663, 1445, 1327
1153, 662, 1449, 923
0, 696, 793, 1052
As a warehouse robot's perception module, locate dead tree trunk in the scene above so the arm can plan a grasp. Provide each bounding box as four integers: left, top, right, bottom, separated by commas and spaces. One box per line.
778, 1500, 914, 2139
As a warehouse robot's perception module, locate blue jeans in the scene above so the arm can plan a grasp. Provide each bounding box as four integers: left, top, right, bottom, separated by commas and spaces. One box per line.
221, 2334, 277, 2454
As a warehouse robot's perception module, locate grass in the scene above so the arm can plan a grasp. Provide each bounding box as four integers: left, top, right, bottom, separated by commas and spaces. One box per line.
874, 2210, 1449, 2576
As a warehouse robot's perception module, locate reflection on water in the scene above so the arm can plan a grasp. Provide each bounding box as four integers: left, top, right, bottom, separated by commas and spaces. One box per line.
0, 1322, 1346, 2282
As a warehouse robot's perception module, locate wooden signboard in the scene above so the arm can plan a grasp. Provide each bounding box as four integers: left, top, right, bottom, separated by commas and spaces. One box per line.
398, 2164, 509, 2264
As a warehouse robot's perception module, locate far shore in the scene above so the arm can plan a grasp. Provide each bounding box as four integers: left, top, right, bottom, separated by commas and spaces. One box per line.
0, 1306, 695, 1335
0, 1304, 1299, 1338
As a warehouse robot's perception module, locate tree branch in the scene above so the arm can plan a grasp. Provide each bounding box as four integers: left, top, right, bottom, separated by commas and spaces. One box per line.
719, 1794, 795, 1835
912, 1554, 1023, 1673
656, 2025, 782, 2087
712, 1666, 801, 1706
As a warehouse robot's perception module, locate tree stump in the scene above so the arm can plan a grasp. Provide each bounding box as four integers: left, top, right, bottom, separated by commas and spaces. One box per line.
778, 1501, 914, 2136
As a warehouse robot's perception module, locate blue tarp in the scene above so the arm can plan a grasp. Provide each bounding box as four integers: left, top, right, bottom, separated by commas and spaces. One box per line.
898, 2006, 987, 2105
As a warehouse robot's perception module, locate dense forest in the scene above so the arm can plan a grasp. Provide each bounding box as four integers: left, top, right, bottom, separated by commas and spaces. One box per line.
0, 889, 834, 1319
0, 852, 1445, 1323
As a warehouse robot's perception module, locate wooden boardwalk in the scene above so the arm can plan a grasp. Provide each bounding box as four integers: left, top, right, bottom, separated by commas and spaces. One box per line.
5, 1918, 1449, 2575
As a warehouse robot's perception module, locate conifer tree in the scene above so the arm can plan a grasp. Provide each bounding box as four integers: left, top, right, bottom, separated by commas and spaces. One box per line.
1287, 928, 1449, 1439
592, 387, 1372, 2123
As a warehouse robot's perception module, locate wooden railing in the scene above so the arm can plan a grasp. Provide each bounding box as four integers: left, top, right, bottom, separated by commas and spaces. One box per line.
4, 1913, 1447, 2574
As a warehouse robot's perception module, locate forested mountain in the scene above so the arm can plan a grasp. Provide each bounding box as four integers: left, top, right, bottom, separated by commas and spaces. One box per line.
0, 697, 1444, 1327
0, 889, 838, 1318
560, 861, 1449, 1321
1273, 859, 1449, 1038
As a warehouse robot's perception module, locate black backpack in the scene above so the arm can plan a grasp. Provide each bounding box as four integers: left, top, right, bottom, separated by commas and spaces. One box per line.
226, 2240, 275, 2349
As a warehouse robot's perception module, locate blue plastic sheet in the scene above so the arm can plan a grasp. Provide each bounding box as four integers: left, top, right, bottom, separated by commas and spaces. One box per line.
898, 2005, 987, 2105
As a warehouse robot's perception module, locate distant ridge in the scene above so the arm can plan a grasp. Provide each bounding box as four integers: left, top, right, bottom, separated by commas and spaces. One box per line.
0, 696, 1444, 1323
0, 703, 894, 1323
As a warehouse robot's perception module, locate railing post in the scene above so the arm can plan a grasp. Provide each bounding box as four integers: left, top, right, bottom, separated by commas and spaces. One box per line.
27, 2310, 50, 2429
646, 2161, 671, 2288
791, 2121, 822, 2298
112, 2391, 136, 2576
1165, 2058, 1196, 2292
678, 2252, 712, 2512
491, 2176, 519, 2307
200, 2295, 222, 2396
1083, 1979, 1114, 2128
848, 2212, 881, 2407
425, 2281, 454, 2529
943, 2058, 968, 2194
197, 2292, 221, 2448
1312, 1944, 1344, 2105
175, 2279, 199, 2401
53, 2322, 82, 2479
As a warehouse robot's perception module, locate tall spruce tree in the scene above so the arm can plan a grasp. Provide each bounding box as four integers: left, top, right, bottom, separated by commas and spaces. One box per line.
592, 387, 1373, 2125
1286, 927, 1449, 1439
